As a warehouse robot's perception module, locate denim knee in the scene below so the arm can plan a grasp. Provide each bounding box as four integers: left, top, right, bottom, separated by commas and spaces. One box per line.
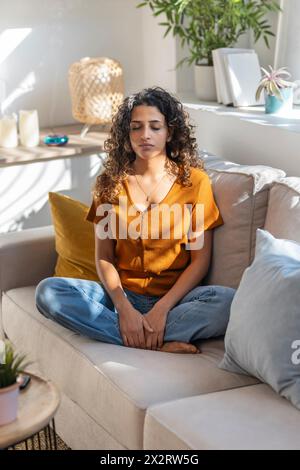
36, 277, 52, 302
212, 286, 236, 330
214, 286, 236, 307
35, 277, 65, 316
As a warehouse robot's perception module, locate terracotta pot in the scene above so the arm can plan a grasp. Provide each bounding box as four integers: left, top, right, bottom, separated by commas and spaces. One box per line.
0, 382, 19, 426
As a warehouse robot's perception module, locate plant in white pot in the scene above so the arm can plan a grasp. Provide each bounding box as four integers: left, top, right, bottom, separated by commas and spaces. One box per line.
0, 339, 29, 425
137, 0, 281, 100
255, 65, 295, 114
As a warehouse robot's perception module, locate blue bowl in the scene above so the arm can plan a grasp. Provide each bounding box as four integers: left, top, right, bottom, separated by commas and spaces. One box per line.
44, 134, 69, 146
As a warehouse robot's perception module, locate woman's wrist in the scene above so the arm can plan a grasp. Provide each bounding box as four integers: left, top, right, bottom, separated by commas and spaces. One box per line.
111, 289, 131, 315
153, 298, 172, 316
155, 294, 174, 313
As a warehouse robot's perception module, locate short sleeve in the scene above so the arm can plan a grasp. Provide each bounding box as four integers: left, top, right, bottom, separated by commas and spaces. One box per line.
85, 197, 108, 224
191, 172, 223, 234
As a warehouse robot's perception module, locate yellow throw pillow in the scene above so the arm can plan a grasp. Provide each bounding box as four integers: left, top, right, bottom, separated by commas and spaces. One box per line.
48, 192, 98, 280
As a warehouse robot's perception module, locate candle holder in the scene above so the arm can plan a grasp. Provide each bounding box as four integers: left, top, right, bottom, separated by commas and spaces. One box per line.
19, 110, 40, 147
68, 57, 124, 137
0, 114, 18, 148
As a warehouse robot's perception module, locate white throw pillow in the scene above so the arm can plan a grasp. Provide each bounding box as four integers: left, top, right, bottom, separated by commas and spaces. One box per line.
220, 229, 300, 410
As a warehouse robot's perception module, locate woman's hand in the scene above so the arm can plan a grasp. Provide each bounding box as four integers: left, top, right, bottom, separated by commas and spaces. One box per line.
143, 304, 169, 350
118, 305, 154, 349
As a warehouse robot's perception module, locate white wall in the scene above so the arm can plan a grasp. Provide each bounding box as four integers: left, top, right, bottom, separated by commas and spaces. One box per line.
0, 1, 281, 125
0, 0, 177, 127
249, 7, 279, 69
0, 153, 103, 233
141, 6, 177, 93
185, 105, 300, 177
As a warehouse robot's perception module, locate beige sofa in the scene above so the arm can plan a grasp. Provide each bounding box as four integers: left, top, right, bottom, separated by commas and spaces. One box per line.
1, 155, 300, 450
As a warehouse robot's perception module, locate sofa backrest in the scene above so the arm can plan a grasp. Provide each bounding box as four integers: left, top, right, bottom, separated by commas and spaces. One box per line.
264, 177, 300, 242
0, 226, 56, 293
201, 152, 285, 288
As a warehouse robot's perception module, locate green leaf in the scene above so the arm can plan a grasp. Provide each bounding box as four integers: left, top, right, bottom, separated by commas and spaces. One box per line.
0, 340, 31, 388
263, 35, 270, 48
163, 25, 172, 37
255, 84, 264, 102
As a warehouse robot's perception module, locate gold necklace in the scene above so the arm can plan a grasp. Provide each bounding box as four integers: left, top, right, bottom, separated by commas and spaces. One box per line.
134, 172, 166, 203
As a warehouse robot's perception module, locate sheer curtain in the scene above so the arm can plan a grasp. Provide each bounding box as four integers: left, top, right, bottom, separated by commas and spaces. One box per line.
274, 0, 300, 80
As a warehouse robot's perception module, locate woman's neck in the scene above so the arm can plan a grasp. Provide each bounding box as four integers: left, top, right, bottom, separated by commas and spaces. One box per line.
133, 155, 167, 178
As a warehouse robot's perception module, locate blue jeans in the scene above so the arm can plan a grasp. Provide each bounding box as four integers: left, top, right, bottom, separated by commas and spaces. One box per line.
35, 277, 236, 346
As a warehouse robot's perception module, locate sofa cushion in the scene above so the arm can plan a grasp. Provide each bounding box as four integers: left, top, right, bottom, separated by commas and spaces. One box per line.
220, 229, 300, 410
264, 177, 300, 242
2, 286, 258, 450
144, 384, 300, 450
48, 192, 98, 281
202, 152, 285, 288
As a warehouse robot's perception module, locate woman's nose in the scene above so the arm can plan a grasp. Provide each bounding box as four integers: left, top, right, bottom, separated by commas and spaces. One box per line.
141, 127, 151, 140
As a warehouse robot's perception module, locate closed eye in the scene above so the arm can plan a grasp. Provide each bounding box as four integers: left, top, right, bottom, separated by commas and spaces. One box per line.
130, 127, 161, 131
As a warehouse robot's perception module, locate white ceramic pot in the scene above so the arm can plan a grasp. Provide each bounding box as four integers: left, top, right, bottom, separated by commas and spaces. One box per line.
0, 382, 19, 426
194, 65, 217, 101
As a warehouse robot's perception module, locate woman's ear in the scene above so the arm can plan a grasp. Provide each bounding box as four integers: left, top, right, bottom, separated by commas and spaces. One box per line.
124, 141, 132, 152
167, 128, 173, 142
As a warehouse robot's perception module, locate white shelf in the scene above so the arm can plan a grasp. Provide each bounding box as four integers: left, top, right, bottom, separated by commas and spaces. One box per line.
0, 124, 108, 167
179, 93, 300, 177
180, 93, 300, 135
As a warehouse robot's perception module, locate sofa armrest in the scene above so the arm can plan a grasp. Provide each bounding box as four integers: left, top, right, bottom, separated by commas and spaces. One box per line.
0, 226, 57, 292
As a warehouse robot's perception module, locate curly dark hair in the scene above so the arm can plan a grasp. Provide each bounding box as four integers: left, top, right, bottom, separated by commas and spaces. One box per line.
93, 86, 203, 203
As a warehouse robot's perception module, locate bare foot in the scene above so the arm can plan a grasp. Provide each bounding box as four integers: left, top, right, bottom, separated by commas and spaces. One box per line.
158, 341, 201, 354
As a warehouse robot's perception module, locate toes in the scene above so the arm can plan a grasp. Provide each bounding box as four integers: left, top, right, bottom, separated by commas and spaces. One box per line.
159, 341, 200, 354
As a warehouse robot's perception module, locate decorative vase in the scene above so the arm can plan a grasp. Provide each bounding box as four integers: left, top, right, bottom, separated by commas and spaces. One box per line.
0, 382, 19, 426
265, 87, 293, 114
194, 65, 217, 101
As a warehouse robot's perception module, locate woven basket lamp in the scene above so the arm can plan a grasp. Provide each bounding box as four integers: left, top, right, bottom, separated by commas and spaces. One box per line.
68, 57, 124, 136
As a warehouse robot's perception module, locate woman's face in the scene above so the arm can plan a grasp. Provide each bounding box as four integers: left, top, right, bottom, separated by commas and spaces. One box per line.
129, 105, 170, 161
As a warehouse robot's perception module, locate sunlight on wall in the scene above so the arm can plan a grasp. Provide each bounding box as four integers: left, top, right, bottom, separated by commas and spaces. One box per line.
1, 72, 36, 114
0, 160, 70, 232
0, 28, 32, 65
0, 154, 103, 233
0, 28, 34, 114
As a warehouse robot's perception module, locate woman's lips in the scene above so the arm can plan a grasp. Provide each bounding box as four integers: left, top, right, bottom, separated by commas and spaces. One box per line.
140, 144, 154, 148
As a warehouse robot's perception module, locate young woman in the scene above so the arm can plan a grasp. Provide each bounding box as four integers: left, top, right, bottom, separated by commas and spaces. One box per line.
36, 87, 235, 354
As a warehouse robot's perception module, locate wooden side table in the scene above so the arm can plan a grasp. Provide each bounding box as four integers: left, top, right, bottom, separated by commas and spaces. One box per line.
0, 373, 61, 450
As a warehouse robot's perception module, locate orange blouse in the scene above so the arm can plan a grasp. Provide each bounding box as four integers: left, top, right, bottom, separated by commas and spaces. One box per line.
86, 168, 222, 296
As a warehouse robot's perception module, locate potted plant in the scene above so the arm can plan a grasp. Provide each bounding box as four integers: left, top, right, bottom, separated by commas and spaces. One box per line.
255, 65, 295, 114
0, 339, 29, 425
137, 0, 281, 100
